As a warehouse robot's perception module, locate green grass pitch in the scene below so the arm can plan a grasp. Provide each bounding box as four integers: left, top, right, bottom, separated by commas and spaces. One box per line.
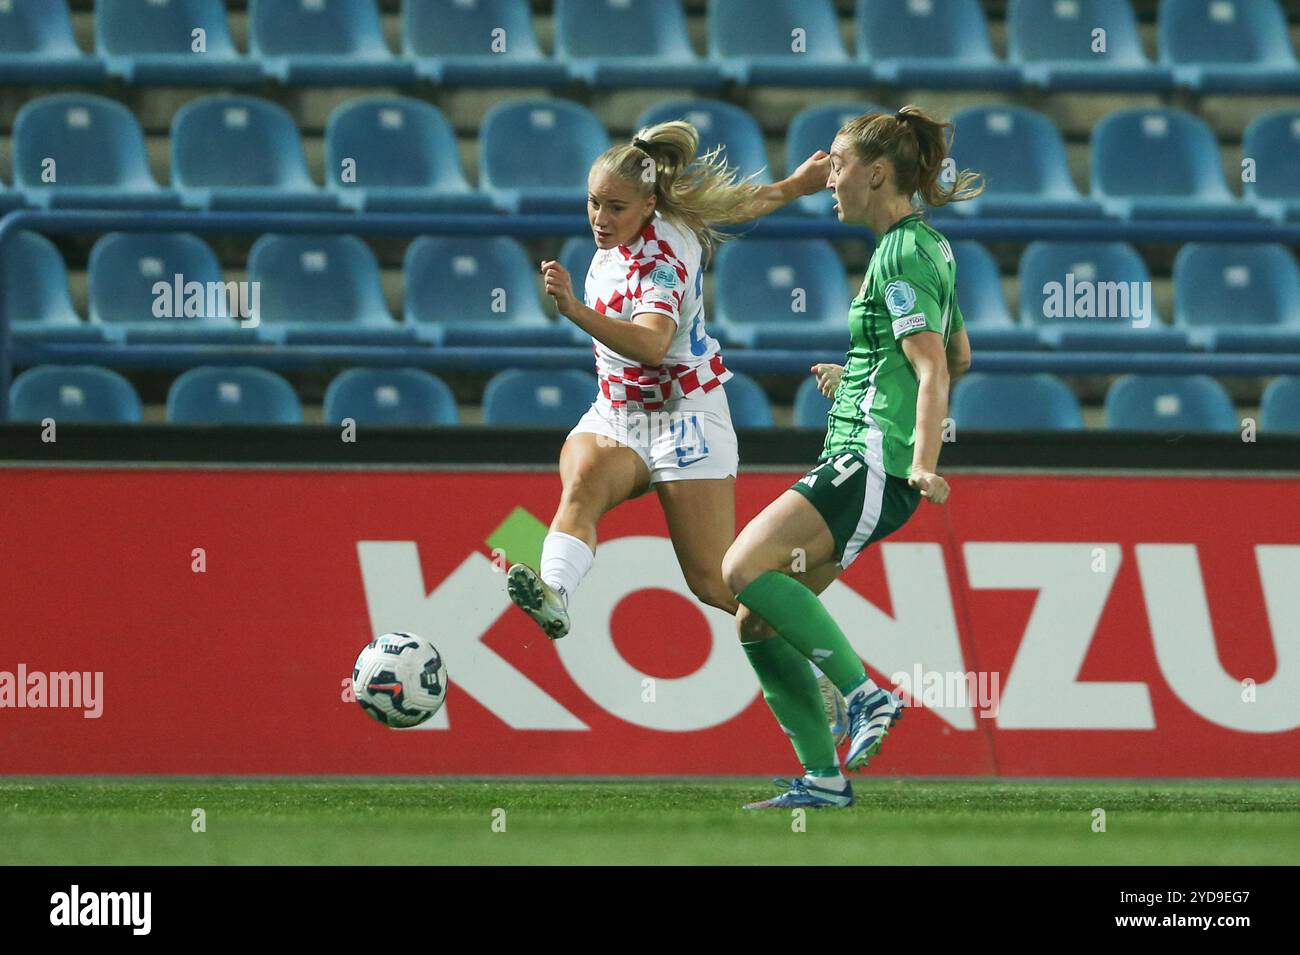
2, 780, 1298, 865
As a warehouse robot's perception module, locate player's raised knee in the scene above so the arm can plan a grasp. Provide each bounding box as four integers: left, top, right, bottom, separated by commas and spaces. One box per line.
736, 604, 775, 641
721, 550, 754, 597
682, 569, 738, 615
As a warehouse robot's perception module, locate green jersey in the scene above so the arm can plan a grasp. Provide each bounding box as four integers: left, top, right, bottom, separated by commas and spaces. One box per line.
821, 212, 964, 479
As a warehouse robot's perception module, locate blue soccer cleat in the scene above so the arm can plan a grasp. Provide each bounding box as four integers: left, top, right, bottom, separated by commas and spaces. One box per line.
742, 776, 854, 810
844, 687, 905, 772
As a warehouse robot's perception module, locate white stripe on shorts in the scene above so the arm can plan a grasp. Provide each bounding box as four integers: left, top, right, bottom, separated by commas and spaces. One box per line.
839, 419, 887, 570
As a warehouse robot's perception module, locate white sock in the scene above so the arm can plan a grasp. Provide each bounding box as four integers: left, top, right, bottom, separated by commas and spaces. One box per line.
807, 772, 847, 791
539, 531, 594, 610
847, 677, 881, 701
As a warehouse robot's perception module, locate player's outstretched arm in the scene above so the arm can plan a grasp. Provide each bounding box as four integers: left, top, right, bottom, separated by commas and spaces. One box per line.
723, 151, 832, 225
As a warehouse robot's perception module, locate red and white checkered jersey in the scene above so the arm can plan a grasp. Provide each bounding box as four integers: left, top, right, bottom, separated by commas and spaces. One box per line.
582, 212, 731, 411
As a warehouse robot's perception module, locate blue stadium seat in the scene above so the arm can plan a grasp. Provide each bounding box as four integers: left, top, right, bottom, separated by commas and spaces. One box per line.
167, 366, 303, 425
557, 0, 721, 89
950, 373, 1084, 430
404, 236, 570, 348
950, 241, 1039, 351
557, 237, 597, 343
482, 369, 596, 426
249, 0, 415, 85
0, 176, 24, 213
1243, 110, 1300, 222
952, 241, 1011, 325
402, 0, 566, 87
1105, 374, 1238, 432
9, 366, 141, 424
786, 103, 883, 215
0, 0, 106, 84
1007, 0, 1173, 91
855, 0, 1020, 90
712, 239, 846, 349
1159, 0, 1300, 93
88, 232, 254, 345
637, 100, 770, 185
723, 373, 774, 428
558, 237, 597, 290
324, 368, 459, 426
479, 98, 609, 214
1018, 242, 1188, 351
708, 0, 873, 87
13, 95, 180, 209
3, 232, 104, 344
248, 235, 416, 345
1260, 376, 1300, 434
96, 0, 259, 85
950, 106, 1104, 218
325, 97, 493, 213
1172, 244, 1300, 352
792, 376, 833, 429
1090, 108, 1254, 220
171, 95, 340, 211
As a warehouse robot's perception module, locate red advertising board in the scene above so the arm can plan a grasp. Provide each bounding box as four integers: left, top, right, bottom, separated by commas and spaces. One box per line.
0, 467, 1296, 776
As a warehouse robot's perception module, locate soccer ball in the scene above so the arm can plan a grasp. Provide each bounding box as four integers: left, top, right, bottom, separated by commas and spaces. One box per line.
351, 632, 448, 728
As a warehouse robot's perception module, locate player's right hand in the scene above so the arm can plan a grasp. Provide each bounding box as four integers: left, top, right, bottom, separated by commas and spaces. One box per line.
540, 260, 577, 318
811, 362, 843, 399
908, 470, 950, 505
790, 151, 831, 197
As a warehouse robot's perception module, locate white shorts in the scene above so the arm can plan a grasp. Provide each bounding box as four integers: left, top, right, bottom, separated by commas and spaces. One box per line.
567, 385, 739, 485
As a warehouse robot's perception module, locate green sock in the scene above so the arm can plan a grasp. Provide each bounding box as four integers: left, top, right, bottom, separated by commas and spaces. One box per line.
742, 637, 838, 776
737, 571, 869, 696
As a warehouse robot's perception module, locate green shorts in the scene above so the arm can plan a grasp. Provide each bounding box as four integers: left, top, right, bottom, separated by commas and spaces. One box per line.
789, 451, 921, 570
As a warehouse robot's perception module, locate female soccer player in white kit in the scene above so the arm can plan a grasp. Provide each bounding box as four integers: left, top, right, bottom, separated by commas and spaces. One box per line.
506, 120, 828, 639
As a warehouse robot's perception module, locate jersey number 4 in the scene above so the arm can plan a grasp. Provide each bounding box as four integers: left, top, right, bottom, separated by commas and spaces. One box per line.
829, 453, 863, 487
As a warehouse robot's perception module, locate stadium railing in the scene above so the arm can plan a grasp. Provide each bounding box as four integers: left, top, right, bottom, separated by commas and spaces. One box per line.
4, 208, 1300, 420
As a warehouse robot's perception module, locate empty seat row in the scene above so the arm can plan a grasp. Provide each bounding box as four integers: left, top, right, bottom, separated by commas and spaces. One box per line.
4, 94, 1297, 220
4, 94, 486, 213
5, 363, 764, 427
9, 229, 1297, 353
945, 372, 1270, 433
12, 363, 1300, 435
958, 240, 1300, 353
3, 0, 1297, 93
5, 231, 572, 349
8, 364, 461, 425
800, 372, 1300, 433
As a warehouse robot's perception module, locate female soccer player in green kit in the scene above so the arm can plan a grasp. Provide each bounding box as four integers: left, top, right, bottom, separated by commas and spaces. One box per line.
722, 106, 981, 809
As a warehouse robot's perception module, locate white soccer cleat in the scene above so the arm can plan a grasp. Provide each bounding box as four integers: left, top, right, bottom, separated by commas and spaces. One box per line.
506, 564, 571, 640
844, 687, 905, 771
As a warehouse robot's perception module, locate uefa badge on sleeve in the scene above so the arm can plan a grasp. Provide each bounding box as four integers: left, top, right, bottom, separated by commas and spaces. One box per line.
884, 280, 917, 317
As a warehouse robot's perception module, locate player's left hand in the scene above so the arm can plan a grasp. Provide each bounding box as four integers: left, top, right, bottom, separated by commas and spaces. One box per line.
811, 362, 843, 399
908, 469, 950, 504
790, 150, 831, 197
540, 260, 578, 317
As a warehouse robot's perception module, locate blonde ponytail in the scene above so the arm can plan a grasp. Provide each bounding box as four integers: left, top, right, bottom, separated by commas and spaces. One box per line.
593, 120, 764, 258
